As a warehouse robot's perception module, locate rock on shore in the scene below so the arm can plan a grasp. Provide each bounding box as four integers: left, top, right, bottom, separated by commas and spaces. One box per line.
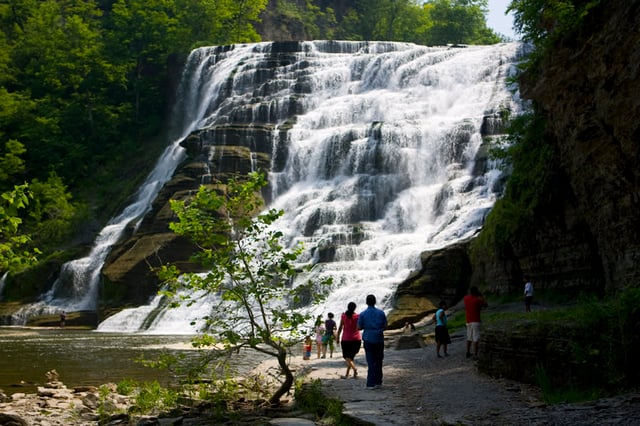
0, 370, 131, 425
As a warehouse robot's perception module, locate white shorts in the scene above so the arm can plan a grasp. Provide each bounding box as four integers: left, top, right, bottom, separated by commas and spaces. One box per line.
466, 322, 481, 342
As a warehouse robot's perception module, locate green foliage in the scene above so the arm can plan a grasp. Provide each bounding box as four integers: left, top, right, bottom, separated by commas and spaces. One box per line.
109, 379, 180, 416
294, 379, 347, 424
473, 111, 555, 254
96, 384, 115, 421
0, 139, 26, 183
131, 381, 179, 414
164, 171, 331, 404
116, 378, 138, 396
487, 288, 640, 394
273, 0, 338, 40
424, 0, 503, 45
509, 0, 601, 46
508, 0, 602, 73
274, 0, 502, 45
0, 184, 40, 273
534, 363, 605, 404
23, 173, 78, 250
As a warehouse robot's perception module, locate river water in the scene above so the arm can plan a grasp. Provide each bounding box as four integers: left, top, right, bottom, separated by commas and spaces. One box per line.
0, 327, 266, 395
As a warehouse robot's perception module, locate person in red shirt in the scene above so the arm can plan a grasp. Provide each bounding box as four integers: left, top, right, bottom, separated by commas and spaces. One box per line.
336, 302, 362, 379
463, 286, 488, 359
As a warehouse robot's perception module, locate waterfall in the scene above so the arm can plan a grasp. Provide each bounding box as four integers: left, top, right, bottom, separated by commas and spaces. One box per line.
98, 40, 525, 334
9, 146, 187, 325
7, 51, 223, 324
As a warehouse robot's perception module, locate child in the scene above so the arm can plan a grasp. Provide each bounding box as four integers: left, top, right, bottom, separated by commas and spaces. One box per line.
435, 300, 451, 358
322, 312, 337, 358
303, 335, 312, 360
314, 316, 324, 358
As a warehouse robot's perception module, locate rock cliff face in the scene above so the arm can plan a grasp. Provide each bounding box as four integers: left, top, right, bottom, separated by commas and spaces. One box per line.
475, 0, 640, 388
471, 0, 640, 296
525, 0, 640, 291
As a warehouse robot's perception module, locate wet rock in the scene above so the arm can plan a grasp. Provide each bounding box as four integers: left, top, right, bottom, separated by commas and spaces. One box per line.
45, 369, 59, 382
0, 412, 29, 426
81, 391, 99, 409
388, 240, 471, 328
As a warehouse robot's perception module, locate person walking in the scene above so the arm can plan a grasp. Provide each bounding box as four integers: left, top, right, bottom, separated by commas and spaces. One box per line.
523, 275, 534, 312
464, 286, 487, 359
357, 294, 387, 390
435, 300, 451, 358
314, 315, 324, 359
322, 312, 337, 358
336, 302, 361, 379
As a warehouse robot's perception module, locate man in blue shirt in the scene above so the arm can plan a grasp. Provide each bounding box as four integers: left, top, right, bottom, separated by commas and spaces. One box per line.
357, 294, 387, 389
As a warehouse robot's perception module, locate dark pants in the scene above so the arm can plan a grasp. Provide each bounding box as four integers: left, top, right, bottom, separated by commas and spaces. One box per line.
363, 341, 384, 387
525, 296, 533, 311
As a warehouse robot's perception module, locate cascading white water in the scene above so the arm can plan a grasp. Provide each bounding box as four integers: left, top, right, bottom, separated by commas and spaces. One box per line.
98, 40, 525, 334
9, 146, 187, 325
0, 272, 7, 301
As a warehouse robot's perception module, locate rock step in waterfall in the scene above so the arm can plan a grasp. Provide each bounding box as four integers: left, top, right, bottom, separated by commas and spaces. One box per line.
9, 41, 527, 333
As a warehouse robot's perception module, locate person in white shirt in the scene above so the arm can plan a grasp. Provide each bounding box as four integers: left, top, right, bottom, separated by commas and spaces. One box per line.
523, 276, 534, 312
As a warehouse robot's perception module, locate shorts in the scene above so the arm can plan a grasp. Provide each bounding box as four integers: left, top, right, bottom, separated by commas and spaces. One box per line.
466, 322, 481, 342
321, 333, 334, 344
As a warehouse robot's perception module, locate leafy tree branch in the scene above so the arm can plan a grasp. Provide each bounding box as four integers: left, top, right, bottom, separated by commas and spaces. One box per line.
161, 172, 331, 404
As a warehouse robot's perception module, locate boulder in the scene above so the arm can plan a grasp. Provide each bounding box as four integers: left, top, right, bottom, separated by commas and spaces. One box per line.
394, 335, 425, 350
388, 240, 471, 328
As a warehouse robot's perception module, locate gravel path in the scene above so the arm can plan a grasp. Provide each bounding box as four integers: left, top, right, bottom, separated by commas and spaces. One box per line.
298, 329, 640, 425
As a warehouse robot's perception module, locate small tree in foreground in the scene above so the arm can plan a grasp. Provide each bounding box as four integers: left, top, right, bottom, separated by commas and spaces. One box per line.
162, 172, 330, 405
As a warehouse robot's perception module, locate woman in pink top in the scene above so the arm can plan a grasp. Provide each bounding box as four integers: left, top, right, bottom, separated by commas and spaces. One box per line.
336, 302, 362, 379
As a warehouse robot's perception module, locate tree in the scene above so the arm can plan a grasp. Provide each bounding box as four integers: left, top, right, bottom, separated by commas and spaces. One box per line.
334, 0, 501, 45
163, 172, 331, 405
0, 183, 39, 273
509, 0, 601, 46
424, 0, 502, 45
8, 0, 129, 186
